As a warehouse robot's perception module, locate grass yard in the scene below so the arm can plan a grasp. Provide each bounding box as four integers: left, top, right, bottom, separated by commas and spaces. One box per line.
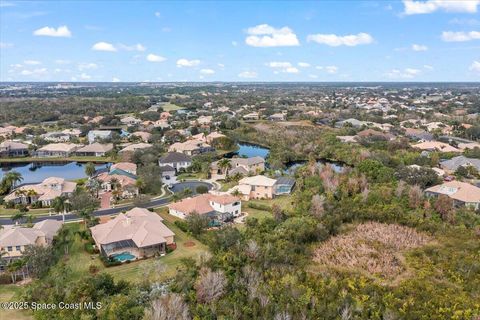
0, 285, 33, 320
161, 103, 184, 112
62, 210, 208, 284
0, 207, 51, 216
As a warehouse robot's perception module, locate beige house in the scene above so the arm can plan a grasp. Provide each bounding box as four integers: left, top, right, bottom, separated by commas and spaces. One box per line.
230, 175, 277, 200
412, 141, 461, 153
168, 139, 214, 156
90, 208, 175, 259
425, 181, 480, 210
4, 177, 77, 207
36, 143, 83, 157
168, 193, 241, 222
0, 140, 29, 157
75, 143, 113, 157
210, 156, 265, 180
118, 143, 152, 154
0, 220, 62, 261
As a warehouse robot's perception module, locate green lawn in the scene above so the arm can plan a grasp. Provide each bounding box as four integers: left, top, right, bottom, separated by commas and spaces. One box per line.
177, 172, 205, 180
0, 285, 33, 320
242, 196, 294, 222
0, 207, 51, 216
161, 103, 184, 112
62, 210, 208, 284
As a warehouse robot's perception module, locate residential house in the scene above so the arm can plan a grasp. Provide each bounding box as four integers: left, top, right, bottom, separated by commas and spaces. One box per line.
168, 140, 214, 156
168, 193, 241, 223
90, 207, 175, 259
87, 130, 113, 144
231, 175, 277, 200
75, 143, 113, 157
111, 162, 137, 175
425, 181, 480, 210
36, 143, 82, 157
118, 143, 152, 154
404, 128, 434, 141
440, 156, 480, 174
412, 141, 461, 153
243, 112, 259, 120
42, 131, 72, 142
268, 113, 286, 121
0, 141, 29, 157
158, 152, 192, 172
4, 177, 77, 207
210, 156, 265, 180
0, 220, 62, 263
120, 116, 142, 126
159, 165, 177, 186
132, 131, 151, 142
96, 166, 138, 198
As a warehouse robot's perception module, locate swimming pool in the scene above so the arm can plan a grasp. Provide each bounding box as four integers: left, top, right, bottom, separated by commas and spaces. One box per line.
111, 252, 136, 262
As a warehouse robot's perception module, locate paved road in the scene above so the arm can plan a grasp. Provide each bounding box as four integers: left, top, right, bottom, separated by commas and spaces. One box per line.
0, 181, 213, 225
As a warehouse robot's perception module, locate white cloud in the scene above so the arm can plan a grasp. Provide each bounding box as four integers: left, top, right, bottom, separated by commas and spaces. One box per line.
78, 63, 98, 71
112, 77, 121, 82
0, 42, 13, 49
238, 71, 257, 78
176, 58, 200, 67
146, 53, 166, 62
92, 42, 117, 52
200, 68, 215, 75
470, 60, 480, 72
24, 60, 41, 65
20, 68, 48, 76
218, 63, 225, 68
403, 0, 480, 15
385, 68, 421, 79
309, 74, 318, 79
325, 66, 338, 74
298, 62, 311, 68
307, 32, 374, 47
118, 43, 146, 51
315, 66, 324, 70
55, 59, 70, 65
33, 25, 72, 37
441, 31, 480, 42
79, 73, 91, 80
412, 44, 428, 51
266, 61, 299, 73
245, 24, 300, 47
232, 41, 238, 46
424, 64, 434, 70
155, 11, 161, 17
0, 1, 15, 7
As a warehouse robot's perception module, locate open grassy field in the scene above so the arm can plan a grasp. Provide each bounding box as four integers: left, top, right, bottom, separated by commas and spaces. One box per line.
161, 103, 184, 112
0, 207, 51, 217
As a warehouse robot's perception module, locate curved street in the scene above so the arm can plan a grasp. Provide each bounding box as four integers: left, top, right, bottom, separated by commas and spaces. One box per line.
0, 180, 213, 225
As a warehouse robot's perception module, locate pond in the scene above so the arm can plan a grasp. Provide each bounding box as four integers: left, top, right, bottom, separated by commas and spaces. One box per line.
228, 142, 270, 159
230, 142, 345, 174
0, 161, 111, 184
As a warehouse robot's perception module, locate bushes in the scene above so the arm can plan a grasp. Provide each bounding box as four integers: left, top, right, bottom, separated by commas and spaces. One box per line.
100, 255, 122, 267
247, 202, 271, 211
174, 220, 189, 233
196, 185, 209, 194
84, 243, 98, 254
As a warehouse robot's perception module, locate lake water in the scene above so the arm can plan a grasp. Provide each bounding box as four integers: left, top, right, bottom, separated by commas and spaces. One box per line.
230, 142, 270, 159
0, 161, 110, 184
231, 142, 345, 174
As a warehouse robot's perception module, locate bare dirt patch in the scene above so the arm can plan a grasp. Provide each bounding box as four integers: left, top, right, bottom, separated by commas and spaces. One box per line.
184, 241, 196, 248
314, 222, 432, 278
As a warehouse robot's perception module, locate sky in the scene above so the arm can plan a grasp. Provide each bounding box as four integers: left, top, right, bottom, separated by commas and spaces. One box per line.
1, 0, 480, 82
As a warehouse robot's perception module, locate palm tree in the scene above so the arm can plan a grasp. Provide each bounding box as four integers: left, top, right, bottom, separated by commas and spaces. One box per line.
4, 171, 23, 191
217, 159, 232, 176
11, 212, 26, 225
52, 196, 72, 222
86, 178, 101, 197
84, 162, 96, 178
231, 189, 242, 197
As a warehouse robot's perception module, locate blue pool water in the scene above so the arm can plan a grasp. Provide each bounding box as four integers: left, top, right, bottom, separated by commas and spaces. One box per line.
111, 252, 136, 262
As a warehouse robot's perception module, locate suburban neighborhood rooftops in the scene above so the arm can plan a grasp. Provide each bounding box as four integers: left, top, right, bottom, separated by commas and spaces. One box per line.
159, 151, 192, 163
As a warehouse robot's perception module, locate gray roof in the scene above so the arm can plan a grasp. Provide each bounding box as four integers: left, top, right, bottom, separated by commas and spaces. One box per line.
159, 165, 175, 172
275, 176, 296, 187
440, 156, 480, 171
159, 152, 192, 164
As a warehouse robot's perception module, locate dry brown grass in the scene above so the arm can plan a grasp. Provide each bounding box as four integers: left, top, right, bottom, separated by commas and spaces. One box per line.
313, 222, 432, 278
